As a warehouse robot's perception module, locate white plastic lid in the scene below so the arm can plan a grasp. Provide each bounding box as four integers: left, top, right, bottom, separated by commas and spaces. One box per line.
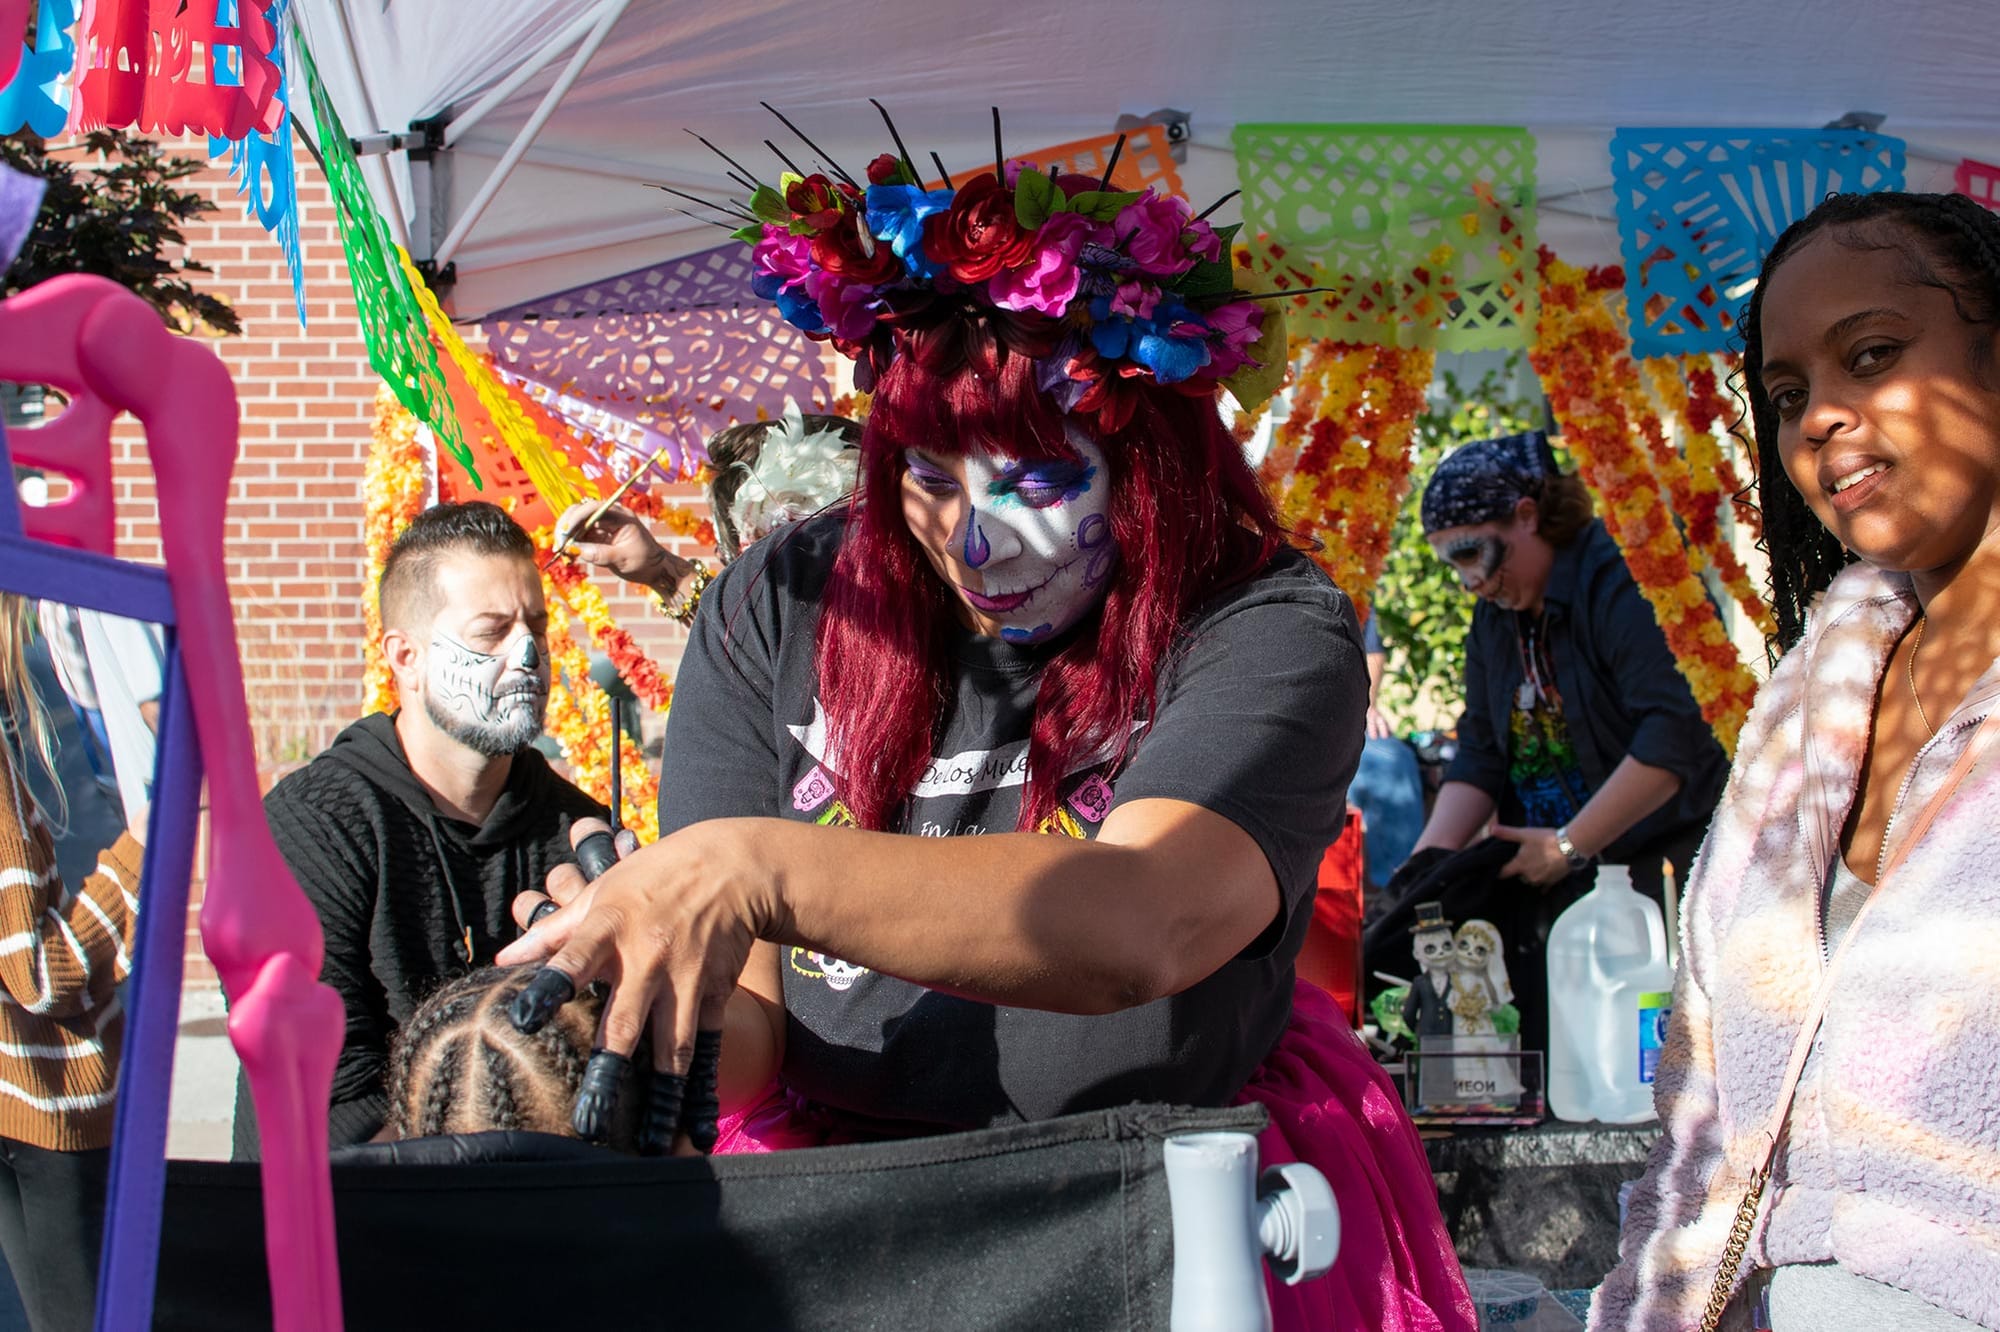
1595, 862, 1633, 891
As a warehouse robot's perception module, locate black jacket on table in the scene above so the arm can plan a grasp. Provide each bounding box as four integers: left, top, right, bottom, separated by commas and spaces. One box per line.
1444, 518, 1728, 864
231, 711, 605, 1158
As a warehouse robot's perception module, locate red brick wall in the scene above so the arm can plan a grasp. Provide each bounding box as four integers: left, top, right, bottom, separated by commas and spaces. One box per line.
39, 133, 705, 983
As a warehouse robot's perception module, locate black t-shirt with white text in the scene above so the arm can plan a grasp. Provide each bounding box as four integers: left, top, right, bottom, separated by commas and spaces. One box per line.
658, 514, 1367, 1131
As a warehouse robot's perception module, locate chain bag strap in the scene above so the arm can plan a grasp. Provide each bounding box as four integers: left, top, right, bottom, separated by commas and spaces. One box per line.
1694, 710, 2000, 1332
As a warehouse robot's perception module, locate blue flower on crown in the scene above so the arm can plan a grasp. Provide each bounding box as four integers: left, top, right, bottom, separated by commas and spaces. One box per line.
865, 184, 954, 280
1086, 294, 1215, 385
752, 270, 828, 336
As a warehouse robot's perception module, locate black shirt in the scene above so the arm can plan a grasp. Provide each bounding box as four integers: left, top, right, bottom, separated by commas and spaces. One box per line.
659, 515, 1367, 1131
1445, 518, 1727, 860
233, 712, 605, 1156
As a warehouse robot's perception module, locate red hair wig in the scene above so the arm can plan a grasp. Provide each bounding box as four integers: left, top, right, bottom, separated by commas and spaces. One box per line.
813, 305, 1286, 832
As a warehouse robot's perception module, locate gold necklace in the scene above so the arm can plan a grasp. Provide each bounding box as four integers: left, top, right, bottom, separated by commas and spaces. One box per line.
1909, 613, 1937, 738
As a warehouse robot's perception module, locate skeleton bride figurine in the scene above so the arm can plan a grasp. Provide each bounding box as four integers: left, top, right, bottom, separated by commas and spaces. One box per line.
1448, 919, 1523, 1104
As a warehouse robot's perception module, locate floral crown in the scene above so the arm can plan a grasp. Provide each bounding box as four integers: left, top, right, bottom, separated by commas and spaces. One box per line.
672, 105, 1287, 429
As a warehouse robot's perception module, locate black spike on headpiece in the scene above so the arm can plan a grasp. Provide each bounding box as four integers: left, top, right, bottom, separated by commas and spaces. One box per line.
1097, 133, 1126, 192
868, 98, 919, 182
684, 129, 764, 189
761, 101, 859, 189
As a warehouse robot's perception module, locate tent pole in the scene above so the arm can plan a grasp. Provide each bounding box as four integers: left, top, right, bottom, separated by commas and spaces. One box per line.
441, 4, 608, 150
433, 0, 632, 269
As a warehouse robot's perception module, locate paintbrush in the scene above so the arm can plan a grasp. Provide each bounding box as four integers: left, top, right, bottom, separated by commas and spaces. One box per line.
542, 442, 676, 569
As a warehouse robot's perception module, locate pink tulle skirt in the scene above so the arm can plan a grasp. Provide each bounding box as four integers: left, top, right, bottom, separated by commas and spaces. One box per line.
716, 981, 1475, 1332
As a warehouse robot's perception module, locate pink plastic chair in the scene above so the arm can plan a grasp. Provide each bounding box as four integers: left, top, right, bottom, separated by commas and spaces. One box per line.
0, 275, 345, 1330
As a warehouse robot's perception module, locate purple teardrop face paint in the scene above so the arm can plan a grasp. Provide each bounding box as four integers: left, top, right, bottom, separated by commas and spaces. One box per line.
905, 429, 1121, 645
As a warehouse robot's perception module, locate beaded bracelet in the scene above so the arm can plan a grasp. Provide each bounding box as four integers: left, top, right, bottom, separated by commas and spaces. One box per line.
657, 563, 713, 627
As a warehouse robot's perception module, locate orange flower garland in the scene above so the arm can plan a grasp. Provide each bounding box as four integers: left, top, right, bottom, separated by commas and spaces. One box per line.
1532, 251, 1761, 754
1640, 358, 1777, 640
541, 584, 661, 840
1261, 340, 1435, 621
540, 546, 675, 713
362, 388, 430, 715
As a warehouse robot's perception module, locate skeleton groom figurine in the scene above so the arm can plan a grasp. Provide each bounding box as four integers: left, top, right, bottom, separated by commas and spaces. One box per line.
1401, 904, 1458, 1106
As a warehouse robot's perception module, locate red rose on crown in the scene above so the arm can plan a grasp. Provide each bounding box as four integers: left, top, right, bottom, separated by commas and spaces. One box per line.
811, 211, 903, 286
922, 172, 1037, 284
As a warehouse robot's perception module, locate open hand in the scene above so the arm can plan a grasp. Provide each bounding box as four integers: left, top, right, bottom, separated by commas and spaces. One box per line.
496, 819, 777, 1153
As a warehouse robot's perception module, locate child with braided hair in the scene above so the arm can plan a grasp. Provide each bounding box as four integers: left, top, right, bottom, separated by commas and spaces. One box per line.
383, 967, 642, 1151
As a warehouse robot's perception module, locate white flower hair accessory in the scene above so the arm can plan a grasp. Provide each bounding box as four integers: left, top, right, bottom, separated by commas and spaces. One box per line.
727, 400, 860, 546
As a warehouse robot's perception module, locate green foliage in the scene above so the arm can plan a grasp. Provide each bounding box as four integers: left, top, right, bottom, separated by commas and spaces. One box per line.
1373, 355, 1541, 729
0, 130, 240, 336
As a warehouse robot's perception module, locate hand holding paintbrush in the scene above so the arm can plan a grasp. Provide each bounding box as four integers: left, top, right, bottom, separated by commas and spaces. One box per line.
548, 452, 706, 609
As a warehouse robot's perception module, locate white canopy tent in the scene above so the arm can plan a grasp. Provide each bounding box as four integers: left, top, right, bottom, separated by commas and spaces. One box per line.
288, 0, 2000, 321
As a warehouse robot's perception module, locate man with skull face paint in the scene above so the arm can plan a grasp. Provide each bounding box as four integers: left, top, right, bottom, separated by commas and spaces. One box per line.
233, 503, 606, 1156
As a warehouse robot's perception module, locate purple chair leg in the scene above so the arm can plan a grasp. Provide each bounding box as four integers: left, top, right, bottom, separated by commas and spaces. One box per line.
94, 644, 200, 1331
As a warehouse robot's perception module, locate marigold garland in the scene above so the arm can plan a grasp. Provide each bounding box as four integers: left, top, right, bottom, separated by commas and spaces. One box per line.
541, 585, 661, 840
1532, 251, 1761, 754
362, 387, 429, 715
540, 541, 675, 713
1260, 340, 1435, 621
1640, 358, 1777, 640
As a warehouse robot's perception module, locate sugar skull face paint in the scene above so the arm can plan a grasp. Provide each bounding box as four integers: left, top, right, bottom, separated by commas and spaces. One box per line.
424, 629, 550, 756
1434, 532, 1508, 590
901, 431, 1119, 644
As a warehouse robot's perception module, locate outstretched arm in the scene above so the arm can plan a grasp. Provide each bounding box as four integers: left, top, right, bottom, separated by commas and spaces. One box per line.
497, 793, 1280, 1096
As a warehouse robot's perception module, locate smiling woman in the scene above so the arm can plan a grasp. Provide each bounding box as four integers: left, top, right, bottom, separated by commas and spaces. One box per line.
1596, 192, 2000, 1332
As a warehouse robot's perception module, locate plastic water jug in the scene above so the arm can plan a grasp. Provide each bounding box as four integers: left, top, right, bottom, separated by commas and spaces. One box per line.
1546, 863, 1675, 1123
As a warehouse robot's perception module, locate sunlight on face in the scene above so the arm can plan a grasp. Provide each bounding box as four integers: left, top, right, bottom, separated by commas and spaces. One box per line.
899, 430, 1118, 644
1759, 228, 2000, 577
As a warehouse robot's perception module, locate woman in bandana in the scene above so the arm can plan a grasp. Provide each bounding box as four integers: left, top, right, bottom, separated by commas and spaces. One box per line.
1406, 432, 1727, 1048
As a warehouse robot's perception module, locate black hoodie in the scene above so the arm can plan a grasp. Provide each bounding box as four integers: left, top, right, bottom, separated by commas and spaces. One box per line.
231, 712, 605, 1158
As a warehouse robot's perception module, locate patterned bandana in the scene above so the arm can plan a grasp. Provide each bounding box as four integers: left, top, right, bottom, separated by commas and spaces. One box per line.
1420, 430, 1558, 534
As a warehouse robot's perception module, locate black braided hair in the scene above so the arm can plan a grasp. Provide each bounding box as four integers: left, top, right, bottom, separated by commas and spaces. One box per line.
479, 1036, 522, 1132
384, 980, 489, 1137
416, 1032, 468, 1137
385, 966, 614, 1142
1734, 191, 2000, 651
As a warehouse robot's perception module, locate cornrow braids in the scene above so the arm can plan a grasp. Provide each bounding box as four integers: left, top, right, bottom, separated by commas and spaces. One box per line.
417, 1032, 469, 1138
1734, 191, 2000, 652
385, 966, 620, 1143
384, 980, 490, 1136
480, 1035, 523, 1133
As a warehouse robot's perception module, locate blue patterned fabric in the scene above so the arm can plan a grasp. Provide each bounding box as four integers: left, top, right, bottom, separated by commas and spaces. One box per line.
1420, 431, 1557, 534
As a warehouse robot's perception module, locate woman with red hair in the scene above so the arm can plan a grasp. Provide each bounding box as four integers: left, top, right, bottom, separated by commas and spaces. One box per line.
502, 142, 1472, 1329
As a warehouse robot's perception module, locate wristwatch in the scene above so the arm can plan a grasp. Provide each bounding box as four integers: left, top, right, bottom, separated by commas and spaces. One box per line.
1554, 825, 1592, 872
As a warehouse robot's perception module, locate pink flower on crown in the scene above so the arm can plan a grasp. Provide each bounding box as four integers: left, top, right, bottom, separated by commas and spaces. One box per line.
806, 270, 882, 341
1109, 279, 1160, 321
753, 226, 813, 290
988, 211, 1101, 316
1115, 192, 1201, 277
1183, 216, 1224, 264
1202, 299, 1265, 377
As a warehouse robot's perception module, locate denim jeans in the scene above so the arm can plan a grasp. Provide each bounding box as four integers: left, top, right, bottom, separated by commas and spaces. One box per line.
1350, 737, 1425, 890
